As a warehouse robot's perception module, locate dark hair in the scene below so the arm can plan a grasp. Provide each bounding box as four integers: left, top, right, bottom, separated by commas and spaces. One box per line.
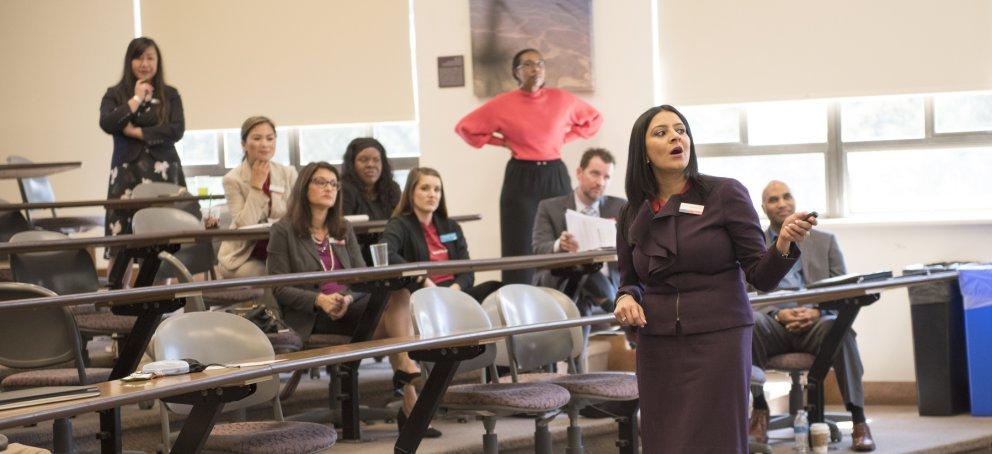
579, 147, 615, 168
287, 162, 346, 239
341, 137, 401, 207
393, 167, 449, 220
618, 105, 706, 242
511, 48, 542, 85
113, 37, 170, 125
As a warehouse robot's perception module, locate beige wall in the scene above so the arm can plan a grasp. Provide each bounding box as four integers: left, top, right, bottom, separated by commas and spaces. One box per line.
0, 0, 134, 213
141, 0, 415, 130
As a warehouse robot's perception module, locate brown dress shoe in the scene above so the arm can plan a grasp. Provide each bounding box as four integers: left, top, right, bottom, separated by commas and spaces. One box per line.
748, 408, 769, 444
851, 422, 876, 452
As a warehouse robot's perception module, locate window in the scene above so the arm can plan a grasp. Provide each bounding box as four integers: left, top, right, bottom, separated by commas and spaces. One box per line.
373, 122, 421, 158
223, 129, 291, 168
841, 96, 925, 142
299, 124, 370, 165
848, 146, 992, 214
689, 91, 992, 219
681, 105, 740, 144
699, 153, 827, 216
176, 131, 219, 166
746, 100, 827, 146
934, 92, 992, 134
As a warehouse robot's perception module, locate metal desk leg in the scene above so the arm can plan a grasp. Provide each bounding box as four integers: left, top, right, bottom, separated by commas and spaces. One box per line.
165, 385, 257, 454
805, 294, 878, 423
395, 345, 486, 454
337, 286, 394, 441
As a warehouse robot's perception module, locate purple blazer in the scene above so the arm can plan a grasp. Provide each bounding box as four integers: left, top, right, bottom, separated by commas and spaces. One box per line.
617, 175, 799, 336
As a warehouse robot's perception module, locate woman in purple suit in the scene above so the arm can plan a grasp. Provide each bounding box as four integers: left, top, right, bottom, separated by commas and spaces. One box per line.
612, 105, 817, 453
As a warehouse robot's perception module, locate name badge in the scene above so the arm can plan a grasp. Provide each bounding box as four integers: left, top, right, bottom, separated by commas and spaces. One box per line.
439, 232, 458, 243
269, 184, 286, 194
679, 203, 704, 215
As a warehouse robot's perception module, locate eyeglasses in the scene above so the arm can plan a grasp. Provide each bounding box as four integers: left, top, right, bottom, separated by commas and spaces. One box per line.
516, 60, 545, 70
310, 178, 339, 189
356, 156, 381, 165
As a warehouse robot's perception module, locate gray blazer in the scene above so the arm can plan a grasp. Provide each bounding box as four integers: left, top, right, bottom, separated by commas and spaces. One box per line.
266, 217, 365, 341
532, 192, 626, 288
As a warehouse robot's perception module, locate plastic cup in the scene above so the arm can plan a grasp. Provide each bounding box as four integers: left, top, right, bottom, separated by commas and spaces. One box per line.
370, 243, 389, 267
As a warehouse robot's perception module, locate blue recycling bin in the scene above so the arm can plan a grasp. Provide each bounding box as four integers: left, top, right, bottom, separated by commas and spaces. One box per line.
958, 265, 992, 416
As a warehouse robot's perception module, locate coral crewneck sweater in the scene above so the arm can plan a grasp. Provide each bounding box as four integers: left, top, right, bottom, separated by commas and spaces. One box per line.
455, 87, 603, 161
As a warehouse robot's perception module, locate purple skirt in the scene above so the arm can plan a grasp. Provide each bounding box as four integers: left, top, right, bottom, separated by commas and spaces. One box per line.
636, 325, 752, 453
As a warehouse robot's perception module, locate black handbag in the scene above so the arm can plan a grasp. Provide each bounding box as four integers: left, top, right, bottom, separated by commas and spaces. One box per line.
241, 305, 285, 334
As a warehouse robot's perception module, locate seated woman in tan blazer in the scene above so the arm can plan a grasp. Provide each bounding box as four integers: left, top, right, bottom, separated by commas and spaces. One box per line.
267, 161, 441, 438
218, 116, 298, 279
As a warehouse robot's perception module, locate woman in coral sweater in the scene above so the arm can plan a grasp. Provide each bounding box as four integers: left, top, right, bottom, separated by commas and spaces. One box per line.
455, 48, 602, 284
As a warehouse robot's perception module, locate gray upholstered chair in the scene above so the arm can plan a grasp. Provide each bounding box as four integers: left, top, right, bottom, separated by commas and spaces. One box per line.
132, 207, 261, 309
757, 352, 845, 442
0, 282, 112, 453
6, 156, 103, 232
9, 230, 136, 360
411, 286, 572, 454
151, 311, 336, 453
132, 203, 217, 282
492, 284, 639, 454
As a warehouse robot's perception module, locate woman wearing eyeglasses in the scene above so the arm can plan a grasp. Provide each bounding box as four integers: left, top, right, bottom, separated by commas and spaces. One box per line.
267, 162, 441, 438
455, 48, 603, 285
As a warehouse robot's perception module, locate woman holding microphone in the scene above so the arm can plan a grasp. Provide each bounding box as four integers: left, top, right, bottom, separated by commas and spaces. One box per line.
100, 37, 186, 238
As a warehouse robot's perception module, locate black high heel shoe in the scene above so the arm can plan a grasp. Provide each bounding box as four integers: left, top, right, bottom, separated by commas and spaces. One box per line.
392, 370, 421, 397
397, 408, 442, 438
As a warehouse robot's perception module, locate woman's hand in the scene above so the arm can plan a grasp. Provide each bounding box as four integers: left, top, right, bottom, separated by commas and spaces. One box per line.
317, 293, 352, 320
123, 123, 143, 140
775, 211, 817, 256
449, 283, 461, 291
250, 160, 270, 190
134, 80, 153, 102
422, 278, 437, 288
613, 294, 646, 327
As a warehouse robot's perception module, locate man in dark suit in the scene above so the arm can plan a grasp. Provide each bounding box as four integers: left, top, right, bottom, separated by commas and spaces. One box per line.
532, 148, 625, 318
749, 180, 875, 451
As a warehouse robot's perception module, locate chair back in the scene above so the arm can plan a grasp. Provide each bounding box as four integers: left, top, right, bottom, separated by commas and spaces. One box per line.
538, 287, 586, 360
480, 292, 512, 367
494, 285, 574, 371
133, 207, 216, 279
131, 182, 201, 218
410, 287, 496, 374
7, 156, 56, 220
150, 311, 277, 414
0, 282, 86, 381
9, 230, 99, 295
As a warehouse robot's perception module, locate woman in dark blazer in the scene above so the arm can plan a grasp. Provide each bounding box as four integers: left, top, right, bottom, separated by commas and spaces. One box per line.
99, 37, 186, 238
381, 167, 502, 303
340, 137, 403, 264
267, 161, 439, 438
612, 105, 817, 453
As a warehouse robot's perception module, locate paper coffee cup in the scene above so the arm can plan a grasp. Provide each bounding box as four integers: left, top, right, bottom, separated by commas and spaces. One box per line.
810, 422, 829, 453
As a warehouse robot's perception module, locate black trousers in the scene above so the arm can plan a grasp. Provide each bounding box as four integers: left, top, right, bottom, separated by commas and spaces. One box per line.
439, 280, 503, 303
499, 159, 571, 284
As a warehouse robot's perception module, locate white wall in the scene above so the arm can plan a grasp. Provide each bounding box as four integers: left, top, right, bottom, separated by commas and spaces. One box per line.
823, 220, 992, 381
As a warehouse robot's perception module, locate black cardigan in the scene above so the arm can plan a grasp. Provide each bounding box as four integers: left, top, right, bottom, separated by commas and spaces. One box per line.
99, 85, 185, 167
381, 213, 473, 289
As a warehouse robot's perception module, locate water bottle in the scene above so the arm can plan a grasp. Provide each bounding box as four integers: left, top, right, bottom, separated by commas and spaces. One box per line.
793, 409, 809, 453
